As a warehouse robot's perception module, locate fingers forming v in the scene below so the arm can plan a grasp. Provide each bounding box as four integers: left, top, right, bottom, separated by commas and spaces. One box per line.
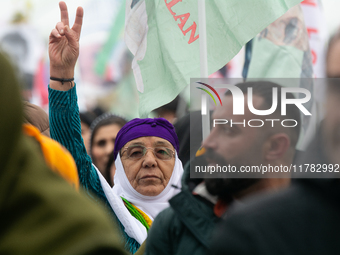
51, 28, 61, 39
59, 1, 69, 27
56, 22, 65, 35
72, 6, 84, 36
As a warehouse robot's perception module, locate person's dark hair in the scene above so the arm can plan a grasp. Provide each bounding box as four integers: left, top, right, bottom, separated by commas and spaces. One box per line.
92, 107, 105, 119
154, 96, 179, 116
90, 113, 127, 155
225, 81, 301, 148
79, 111, 96, 127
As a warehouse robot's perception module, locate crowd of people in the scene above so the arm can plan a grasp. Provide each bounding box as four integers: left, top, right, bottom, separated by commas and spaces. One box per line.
1, 1, 340, 255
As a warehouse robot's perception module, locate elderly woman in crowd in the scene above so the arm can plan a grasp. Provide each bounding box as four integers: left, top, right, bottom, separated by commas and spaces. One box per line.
48, 2, 183, 254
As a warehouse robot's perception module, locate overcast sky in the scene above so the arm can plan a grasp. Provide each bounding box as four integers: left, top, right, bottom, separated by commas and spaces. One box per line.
1, 0, 340, 37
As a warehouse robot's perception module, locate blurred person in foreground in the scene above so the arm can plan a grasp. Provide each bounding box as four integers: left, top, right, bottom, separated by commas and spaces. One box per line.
209, 37, 340, 255
48, 2, 183, 253
145, 81, 301, 255
0, 52, 127, 254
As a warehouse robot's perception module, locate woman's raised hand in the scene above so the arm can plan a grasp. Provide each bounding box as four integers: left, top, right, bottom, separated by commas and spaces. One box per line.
49, 1, 83, 90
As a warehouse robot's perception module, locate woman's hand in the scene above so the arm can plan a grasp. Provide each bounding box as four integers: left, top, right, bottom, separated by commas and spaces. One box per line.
49, 1, 83, 90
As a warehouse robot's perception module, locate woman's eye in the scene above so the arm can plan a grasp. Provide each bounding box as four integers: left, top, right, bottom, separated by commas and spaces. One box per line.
128, 147, 143, 157
97, 140, 106, 147
156, 148, 169, 155
131, 151, 142, 156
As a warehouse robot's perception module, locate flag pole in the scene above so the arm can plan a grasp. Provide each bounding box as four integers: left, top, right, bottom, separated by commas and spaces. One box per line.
198, 0, 210, 141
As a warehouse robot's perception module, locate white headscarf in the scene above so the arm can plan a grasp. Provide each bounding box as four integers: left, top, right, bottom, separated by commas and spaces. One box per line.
95, 153, 183, 244
113, 153, 183, 218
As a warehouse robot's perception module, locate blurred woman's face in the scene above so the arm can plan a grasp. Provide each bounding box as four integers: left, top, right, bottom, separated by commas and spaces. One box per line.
92, 124, 121, 174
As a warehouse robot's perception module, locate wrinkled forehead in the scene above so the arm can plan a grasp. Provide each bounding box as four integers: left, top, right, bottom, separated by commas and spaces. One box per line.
123, 136, 174, 149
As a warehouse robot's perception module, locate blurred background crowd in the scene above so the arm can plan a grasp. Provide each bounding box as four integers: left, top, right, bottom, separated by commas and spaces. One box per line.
1, 0, 338, 121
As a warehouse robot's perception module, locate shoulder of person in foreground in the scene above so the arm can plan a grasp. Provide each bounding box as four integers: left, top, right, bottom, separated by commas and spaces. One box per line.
146, 188, 217, 255
145, 206, 178, 255
1, 133, 128, 255
210, 179, 340, 255
23, 123, 80, 190
209, 184, 298, 255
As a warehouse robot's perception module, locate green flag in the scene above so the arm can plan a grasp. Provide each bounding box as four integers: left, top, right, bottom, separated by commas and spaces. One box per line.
95, 0, 125, 76
247, 5, 313, 79
125, 0, 303, 117
247, 4, 318, 149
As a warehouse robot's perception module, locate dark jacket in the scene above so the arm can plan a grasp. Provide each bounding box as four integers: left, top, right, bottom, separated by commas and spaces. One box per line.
211, 132, 340, 255
145, 163, 220, 255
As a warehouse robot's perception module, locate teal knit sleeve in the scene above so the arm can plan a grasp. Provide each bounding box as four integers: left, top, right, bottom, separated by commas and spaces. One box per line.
48, 84, 140, 254
48, 85, 100, 195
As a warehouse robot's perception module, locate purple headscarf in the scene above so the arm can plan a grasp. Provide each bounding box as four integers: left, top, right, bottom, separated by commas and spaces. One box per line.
113, 118, 179, 160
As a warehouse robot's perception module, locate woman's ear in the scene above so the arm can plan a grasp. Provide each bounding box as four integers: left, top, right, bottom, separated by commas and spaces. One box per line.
264, 133, 291, 161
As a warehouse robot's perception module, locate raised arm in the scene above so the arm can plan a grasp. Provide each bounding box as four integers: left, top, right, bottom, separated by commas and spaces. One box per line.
49, 1, 82, 90
47, 3, 141, 253
48, 2, 103, 200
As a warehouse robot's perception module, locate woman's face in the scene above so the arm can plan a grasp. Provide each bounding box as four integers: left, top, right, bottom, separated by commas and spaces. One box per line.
92, 124, 121, 174
120, 136, 176, 196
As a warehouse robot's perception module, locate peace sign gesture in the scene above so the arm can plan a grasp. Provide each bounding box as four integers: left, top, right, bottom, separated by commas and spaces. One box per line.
49, 1, 83, 88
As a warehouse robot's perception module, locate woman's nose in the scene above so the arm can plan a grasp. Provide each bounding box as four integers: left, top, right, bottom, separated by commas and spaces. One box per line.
105, 141, 115, 155
142, 150, 157, 168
